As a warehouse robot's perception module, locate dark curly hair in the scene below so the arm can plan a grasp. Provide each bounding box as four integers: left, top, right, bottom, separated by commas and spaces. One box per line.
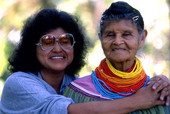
99, 1, 144, 38
8, 8, 88, 76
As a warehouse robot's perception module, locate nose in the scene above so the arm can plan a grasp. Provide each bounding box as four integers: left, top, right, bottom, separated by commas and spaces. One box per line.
52, 42, 62, 52
112, 35, 124, 45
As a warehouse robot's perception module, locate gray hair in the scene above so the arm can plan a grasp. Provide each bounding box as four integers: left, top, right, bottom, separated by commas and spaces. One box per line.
99, 1, 144, 39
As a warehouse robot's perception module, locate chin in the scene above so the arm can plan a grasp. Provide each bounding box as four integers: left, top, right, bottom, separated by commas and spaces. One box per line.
51, 65, 66, 71
110, 58, 128, 63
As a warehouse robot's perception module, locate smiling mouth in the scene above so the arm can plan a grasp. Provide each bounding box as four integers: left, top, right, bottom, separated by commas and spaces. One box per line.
50, 56, 65, 59
112, 48, 126, 51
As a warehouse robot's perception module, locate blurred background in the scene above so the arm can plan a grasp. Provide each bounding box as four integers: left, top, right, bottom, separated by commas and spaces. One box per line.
0, 0, 169, 97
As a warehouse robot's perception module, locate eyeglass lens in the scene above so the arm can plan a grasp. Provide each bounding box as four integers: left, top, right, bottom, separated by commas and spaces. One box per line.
41, 34, 74, 50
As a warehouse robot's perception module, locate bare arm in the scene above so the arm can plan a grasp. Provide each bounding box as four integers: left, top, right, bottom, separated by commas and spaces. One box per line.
68, 84, 164, 114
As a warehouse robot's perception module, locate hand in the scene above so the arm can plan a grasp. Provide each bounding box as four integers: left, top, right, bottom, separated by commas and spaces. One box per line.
132, 84, 164, 110
148, 75, 170, 106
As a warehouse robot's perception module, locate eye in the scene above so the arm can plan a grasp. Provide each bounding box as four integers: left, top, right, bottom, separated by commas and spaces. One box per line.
106, 32, 115, 37
58, 34, 73, 45
123, 33, 130, 36
122, 32, 132, 37
60, 38, 70, 44
42, 36, 55, 45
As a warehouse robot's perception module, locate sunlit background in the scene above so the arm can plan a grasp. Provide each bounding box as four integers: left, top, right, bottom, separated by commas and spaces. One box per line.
0, 0, 169, 97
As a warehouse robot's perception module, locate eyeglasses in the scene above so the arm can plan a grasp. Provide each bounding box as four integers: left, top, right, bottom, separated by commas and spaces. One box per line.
36, 33, 76, 51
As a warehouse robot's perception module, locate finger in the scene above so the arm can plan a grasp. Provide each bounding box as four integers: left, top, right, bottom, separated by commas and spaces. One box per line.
148, 76, 161, 86
154, 81, 169, 92
165, 96, 170, 106
165, 86, 170, 106
146, 82, 154, 87
151, 79, 163, 91
160, 87, 168, 100
150, 75, 170, 83
151, 76, 170, 91
158, 75, 170, 81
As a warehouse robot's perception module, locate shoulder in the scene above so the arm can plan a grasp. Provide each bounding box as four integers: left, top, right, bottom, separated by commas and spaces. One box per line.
4, 71, 40, 89
6, 71, 38, 80
69, 75, 99, 94
1, 71, 55, 100
5, 71, 37, 84
1, 72, 74, 113
74, 75, 92, 84
64, 74, 110, 102
2, 72, 41, 95
1, 72, 41, 110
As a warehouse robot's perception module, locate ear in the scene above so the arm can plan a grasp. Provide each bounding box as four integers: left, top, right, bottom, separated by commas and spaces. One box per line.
139, 30, 147, 48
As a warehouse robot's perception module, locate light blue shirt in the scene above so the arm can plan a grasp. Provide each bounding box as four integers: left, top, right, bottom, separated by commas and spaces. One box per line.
0, 71, 77, 114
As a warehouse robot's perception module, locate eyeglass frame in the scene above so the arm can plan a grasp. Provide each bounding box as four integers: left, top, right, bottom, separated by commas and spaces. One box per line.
36, 33, 76, 51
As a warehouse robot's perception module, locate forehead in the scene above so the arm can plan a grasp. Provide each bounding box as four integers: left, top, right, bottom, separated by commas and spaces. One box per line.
103, 19, 138, 32
45, 28, 67, 36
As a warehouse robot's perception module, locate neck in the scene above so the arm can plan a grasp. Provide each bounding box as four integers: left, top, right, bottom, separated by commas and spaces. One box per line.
40, 69, 65, 93
111, 60, 135, 71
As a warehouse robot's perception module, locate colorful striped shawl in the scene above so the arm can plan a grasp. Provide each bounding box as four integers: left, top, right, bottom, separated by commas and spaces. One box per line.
63, 74, 170, 114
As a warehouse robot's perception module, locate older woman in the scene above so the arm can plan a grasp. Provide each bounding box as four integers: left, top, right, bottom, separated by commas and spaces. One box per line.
0, 7, 170, 114
64, 1, 170, 113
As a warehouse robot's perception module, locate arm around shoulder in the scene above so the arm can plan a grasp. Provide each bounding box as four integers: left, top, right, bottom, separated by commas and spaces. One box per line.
68, 85, 164, 114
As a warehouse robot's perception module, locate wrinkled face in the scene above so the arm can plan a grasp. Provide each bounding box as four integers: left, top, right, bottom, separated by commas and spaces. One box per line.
36, 28, 74, 72
101, 19, 146, 64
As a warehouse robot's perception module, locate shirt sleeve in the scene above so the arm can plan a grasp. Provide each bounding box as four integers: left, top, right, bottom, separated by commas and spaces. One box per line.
0, 72, 74, 114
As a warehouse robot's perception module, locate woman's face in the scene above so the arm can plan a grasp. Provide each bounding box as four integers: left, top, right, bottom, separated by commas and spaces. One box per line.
36, 28, 74, 72
101, 19, 147, 64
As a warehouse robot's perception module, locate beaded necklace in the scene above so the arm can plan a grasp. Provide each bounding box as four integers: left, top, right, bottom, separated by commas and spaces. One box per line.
106, 58, 142, 78
92, 57, 149, 98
